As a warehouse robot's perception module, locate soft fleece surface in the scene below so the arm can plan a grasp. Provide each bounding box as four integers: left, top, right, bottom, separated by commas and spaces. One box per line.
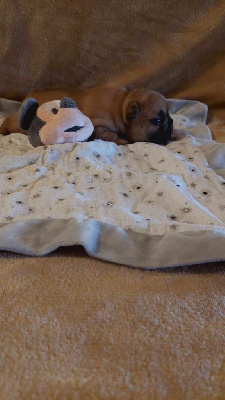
0, 249, 224, 400
1, 98, 225, 267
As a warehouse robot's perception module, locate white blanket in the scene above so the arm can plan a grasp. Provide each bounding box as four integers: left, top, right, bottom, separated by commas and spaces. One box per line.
1, 98, 225, 268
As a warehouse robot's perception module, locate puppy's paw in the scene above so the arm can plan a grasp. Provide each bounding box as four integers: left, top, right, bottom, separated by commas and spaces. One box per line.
0, 124, 8, 135
116, 138, 129, 145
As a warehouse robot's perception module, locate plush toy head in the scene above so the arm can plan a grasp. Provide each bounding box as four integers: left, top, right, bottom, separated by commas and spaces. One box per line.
18, 97, 94, 147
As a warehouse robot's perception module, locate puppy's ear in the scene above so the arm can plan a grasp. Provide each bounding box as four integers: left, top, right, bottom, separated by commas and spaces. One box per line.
18, 98, 39, 131
126, 102, 140, 121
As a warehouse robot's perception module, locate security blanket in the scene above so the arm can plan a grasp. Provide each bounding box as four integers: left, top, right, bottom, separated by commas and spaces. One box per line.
1, 98, 225, 268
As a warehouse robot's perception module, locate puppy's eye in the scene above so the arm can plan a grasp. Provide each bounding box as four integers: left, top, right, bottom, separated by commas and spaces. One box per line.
150, 117, 161, 126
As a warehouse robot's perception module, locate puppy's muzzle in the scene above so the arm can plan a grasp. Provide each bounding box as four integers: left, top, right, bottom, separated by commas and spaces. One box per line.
150, 113, 173, 145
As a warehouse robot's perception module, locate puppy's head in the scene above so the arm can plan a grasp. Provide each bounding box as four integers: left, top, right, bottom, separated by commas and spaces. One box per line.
122, 89, 173, 144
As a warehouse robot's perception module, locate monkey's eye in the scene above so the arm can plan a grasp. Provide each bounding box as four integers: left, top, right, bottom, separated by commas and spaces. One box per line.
51, 107, 59, 115
150, 117, 161, 126
45, 105, 59, 115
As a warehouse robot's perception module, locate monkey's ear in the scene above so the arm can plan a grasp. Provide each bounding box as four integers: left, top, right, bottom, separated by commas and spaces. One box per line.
18, 98, 39, 131
126, 102, 140, 121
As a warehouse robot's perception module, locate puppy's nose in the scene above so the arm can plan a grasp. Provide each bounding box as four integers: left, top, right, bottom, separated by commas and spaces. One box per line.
60, 97, 77, 109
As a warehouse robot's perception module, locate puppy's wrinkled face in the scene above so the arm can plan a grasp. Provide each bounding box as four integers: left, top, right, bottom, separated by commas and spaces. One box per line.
122, 89, 173, 144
